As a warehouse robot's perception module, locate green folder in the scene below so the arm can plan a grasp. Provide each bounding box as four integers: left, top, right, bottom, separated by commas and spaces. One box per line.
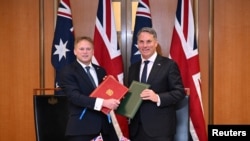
115, 81, 150, 119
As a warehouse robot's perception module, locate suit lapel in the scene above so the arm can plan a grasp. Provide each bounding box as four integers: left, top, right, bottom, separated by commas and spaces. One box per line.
92, 65, 103, 85
147, 55, 163, 83
135, 63, 141, 82
74, 61, 95, 89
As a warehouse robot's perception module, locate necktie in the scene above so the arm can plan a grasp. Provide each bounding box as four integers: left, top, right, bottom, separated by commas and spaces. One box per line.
141, 60, 149, 83
85, 66, 96, 88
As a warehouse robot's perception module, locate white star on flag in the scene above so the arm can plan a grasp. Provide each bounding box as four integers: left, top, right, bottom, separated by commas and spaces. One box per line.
53, 39, 70, 61
133, 44, 141, 56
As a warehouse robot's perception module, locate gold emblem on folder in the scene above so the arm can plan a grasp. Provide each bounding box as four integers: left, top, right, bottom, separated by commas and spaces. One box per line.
106, 89, 113, 96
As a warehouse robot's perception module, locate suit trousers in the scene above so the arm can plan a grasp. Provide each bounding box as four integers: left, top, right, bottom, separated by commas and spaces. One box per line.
67, 133, 119, 141
131, 123, 174, 141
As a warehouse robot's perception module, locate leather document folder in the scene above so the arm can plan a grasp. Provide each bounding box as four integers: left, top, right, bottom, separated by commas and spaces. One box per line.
115, 81, 150, 119
90, 75, 128, 114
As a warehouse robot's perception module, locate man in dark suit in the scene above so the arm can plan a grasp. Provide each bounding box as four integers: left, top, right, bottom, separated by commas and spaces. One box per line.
59, 36, 120, 141
128, 27, 185, 141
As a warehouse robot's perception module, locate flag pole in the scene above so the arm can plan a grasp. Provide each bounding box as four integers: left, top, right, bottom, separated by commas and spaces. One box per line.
110, 110, 123, 140
194, 0, 199, 41
208, 0, 214, 125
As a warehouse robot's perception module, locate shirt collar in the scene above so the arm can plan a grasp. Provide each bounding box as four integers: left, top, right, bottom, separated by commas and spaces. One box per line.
76, 59, 93, 69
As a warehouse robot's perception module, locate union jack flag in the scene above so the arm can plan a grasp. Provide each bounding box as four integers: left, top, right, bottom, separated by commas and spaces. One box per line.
130, 0, 152, 64
169, 0, 207, 140
51, 0, 75, 91
92, 0, 129, 138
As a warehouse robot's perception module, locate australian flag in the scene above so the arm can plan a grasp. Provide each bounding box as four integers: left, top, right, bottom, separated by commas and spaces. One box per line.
130, 0, 152, 64
51, 0, 75, 92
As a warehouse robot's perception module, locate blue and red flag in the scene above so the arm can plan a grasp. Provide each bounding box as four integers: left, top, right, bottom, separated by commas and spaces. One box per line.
169, 0, 207, 140
92, 0, 129, 139
130, 0, 152, 64
51, 0, 75, 90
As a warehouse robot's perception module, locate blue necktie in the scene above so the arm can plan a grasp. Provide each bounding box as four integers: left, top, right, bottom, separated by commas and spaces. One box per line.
141, 60, 149, 83
85, 66, 96, 88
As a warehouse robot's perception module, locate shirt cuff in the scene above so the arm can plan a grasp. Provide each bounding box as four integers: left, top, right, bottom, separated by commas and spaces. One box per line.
94, 98, 104, 111
156, 95, 161, 106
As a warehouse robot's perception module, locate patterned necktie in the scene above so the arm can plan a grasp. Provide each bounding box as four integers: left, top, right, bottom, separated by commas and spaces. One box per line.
141, 60, 149, 83
85, 66, 96, 88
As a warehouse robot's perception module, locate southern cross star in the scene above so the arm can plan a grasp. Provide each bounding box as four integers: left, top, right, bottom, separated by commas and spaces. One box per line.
53, 39, 70, 61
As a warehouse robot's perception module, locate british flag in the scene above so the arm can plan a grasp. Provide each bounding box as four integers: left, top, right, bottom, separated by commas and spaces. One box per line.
51, 0, 75, 91
169, 0, 207, 140
130, 0, 152, 64
92, 0, 129, 138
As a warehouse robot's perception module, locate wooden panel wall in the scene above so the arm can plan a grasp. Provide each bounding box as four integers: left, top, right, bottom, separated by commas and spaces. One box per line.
213, 0, 250, 123
0, 0, 209, 140
198, 0, 209, 125
0, 0, 40, 141
0, 0, 55, 141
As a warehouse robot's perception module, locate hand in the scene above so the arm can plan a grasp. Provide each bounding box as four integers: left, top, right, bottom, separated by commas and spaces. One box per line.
140, 89, 158, 103
102, 99, 120, 110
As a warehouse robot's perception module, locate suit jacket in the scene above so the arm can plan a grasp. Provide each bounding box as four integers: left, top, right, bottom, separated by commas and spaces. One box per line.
128, 55, 185, 138
59, 61, 112, 136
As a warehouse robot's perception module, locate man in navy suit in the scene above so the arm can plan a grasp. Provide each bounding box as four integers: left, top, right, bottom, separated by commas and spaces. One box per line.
128, 27, 185, 141
59, 36, 120, 141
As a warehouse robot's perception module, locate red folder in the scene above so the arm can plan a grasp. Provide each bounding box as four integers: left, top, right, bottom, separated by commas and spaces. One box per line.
90, 75, 128, 114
